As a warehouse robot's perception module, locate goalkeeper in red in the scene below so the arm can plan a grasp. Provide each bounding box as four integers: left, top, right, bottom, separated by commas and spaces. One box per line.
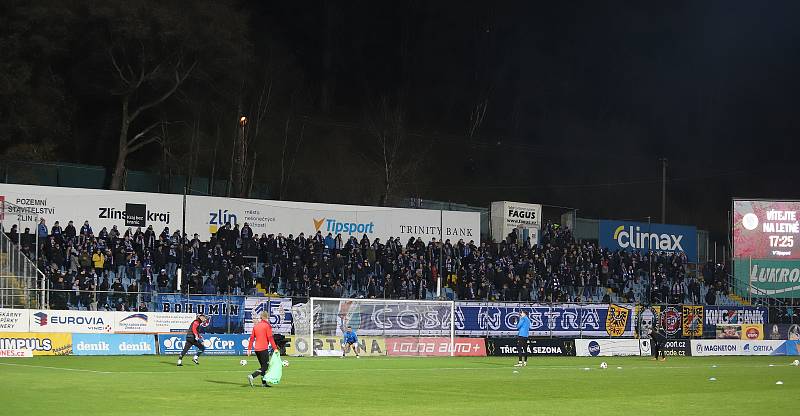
247, 311, 278, 388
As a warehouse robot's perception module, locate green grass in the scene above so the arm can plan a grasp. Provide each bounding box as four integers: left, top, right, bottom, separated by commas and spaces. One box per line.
1, 355, 798, 415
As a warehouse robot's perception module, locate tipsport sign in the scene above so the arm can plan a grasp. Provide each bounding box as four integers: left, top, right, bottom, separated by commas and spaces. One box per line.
599, 220, 697, 262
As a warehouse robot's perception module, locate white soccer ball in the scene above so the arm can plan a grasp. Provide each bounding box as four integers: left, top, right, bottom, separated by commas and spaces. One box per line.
792, 359, 799, 366
282, 359, 289, 367
600, 362, 608, 369
239, 359, 248, 366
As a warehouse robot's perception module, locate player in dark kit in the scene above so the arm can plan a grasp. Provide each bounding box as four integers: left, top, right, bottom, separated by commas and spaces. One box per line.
177, 314, 209, 366
650, 323, 666, 361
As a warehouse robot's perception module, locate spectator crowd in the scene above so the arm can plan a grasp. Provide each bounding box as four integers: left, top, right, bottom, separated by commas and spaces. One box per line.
3, 218, 730, 311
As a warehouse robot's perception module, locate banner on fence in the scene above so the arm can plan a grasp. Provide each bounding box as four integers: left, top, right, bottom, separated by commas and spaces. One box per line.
704, 306, 768, 334
28, 310, 114, 334
455, 302, 634, 337
155, 295, 245, 333
72, 333, 156, 355
115, 312, 196, 333
485, 338, 575, 356
574, 339, 641, 357
385, 337, 486, 357
0, 332, 72, 355
691, 340, 786, 356
765, 324, 800, 340
681, 305, 704, 338
0, 309, 30, 332
244, 297, 292, 335
158, 333, 248, 355
285, 336, 386, 357
0, 348, 33, 357
716, 324, 742, 339
741, 324, 764, 340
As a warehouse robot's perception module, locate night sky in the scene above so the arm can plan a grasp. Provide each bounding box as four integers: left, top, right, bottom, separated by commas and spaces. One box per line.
4, 1, 800, 240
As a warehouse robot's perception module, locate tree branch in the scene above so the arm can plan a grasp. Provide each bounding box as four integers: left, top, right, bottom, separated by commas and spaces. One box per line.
128, 135, 162, 154
128, 121, 166, 147
129, 59, 197, 121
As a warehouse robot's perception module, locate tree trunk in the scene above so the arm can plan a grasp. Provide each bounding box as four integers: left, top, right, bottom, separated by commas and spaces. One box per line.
110, 98, 131, 190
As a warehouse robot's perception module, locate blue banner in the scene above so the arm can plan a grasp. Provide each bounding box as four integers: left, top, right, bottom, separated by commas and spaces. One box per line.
599, 220, 697, 262
703, 306, 768, 334
454, 302, 635, 337
72, 333, 156, 355
154, 295, 245, 333
157, 333, 248, 356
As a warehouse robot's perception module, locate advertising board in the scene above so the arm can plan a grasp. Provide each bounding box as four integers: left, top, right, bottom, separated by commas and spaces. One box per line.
385, 337, 486, 357
158, 333, 248, 356
490, 201, 542, 242
155, 295, 244, 333
599, 220, 697, 262
574, 339, 642, 357
114, 312, 197, 333
0, 308, 30, 332
72, 333, 156, 355
691, 340, 786, 356
285, 336, 387, 357
29, 310, 115, 334
485, 338, 575, 356
733, 199, 800, 259
0, 332, 72, 355
733, 258, 800, 298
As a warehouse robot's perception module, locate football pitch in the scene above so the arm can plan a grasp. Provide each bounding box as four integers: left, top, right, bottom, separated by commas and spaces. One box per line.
1, 356, 798, 416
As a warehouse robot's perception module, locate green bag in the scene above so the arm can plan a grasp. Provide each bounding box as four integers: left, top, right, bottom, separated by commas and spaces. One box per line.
263, 351, 283, 385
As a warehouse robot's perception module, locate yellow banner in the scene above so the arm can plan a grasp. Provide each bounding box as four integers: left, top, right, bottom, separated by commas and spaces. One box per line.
285, 336, 386, 357
606, 304, 630, 337
741, 324, 764, 340
682, 305, 704, 338
0, 332, 72, 356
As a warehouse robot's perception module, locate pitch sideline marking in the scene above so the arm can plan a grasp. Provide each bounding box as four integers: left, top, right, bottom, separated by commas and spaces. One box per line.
0, 362, 113, 374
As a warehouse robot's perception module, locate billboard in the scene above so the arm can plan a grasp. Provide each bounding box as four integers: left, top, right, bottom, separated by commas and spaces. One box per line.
490, 201, 542, 242
733, 200, 800, 259
72, 333, 156, 356
574, 339, 642, 357
0, 183, 480, 245
0, 332, 72, 355
184, 195, 480, 243
703, 306, 768, 335
384, 337, 486, 357
29, 310, 115, 334
158, 333, 249, 356
0, 184, 181, 233
691, 340, 787, 356
0, 309, 30, 332
485, 338, 575, 356
599, 220, 697, 262
734, 258, 800, 297
114, 312, 197, 333
285, 335, 387, 357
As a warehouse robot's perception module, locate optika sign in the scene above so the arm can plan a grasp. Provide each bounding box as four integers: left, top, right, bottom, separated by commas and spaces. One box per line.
599, 220, 697, 262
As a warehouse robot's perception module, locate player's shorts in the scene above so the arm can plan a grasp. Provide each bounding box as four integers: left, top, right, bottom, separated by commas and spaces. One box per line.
517, 336, 528, 352
255, 349, 270, 371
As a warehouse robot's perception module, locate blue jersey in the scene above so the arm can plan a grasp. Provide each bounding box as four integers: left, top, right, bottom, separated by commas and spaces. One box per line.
343, 330, 358, 344
517, 315, 531, 337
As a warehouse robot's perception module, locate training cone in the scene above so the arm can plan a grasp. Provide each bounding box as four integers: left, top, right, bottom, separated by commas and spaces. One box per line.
709, 377, 717, 381
776, 381, 784, 385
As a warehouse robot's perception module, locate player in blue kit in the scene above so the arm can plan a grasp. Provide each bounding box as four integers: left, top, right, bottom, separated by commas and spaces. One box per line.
341, 326, 360, 358
514, 310, 531, 367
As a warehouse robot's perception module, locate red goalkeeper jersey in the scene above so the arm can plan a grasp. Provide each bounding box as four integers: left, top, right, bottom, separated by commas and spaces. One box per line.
248, 320, 278, 353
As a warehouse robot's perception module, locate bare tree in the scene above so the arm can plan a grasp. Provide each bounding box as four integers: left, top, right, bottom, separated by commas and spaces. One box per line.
278, 116, 306, 200
108, 44, 196, 190
365, 97, 418, 206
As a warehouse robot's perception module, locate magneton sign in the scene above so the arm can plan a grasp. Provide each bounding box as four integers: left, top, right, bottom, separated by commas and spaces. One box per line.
0, 332, 72, 356
485, 338, 575, 356
72, 334, 156, 356
733, 200, 800, 259
0, 309, 30, 332
124, 203, 146, 227
29, 310, 115, 334
691, 340, 786, 356
490, 201, 542, 242
385, 337, 486, 357
0, 183, 181, 232
734, 259, 800, 298
599, 220, 697, 262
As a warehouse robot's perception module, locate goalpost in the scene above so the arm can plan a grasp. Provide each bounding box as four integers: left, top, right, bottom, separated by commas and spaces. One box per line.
301, 297, 456, 357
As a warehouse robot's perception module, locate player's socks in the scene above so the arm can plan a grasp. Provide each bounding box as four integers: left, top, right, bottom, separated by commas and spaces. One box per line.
247, 374, 255, 387
523, 361, 527, 367
192, 355, 199, 365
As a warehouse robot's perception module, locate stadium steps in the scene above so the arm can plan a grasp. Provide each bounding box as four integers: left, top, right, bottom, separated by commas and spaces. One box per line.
255, 283, 268, 295
727, 292, 750, 306
0, 253, 38, 308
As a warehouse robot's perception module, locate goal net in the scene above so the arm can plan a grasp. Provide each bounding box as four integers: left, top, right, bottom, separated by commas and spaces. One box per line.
303, 297, 455, 357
